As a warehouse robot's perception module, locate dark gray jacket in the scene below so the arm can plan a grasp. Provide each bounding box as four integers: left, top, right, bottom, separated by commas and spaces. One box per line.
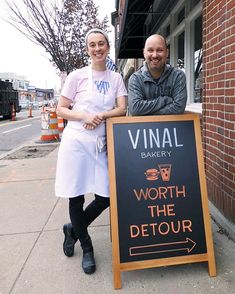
128, 62, 187, 115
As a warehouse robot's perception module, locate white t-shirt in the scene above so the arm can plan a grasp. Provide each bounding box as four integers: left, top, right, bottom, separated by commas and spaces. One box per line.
61, 66, 127, 132
61, 66, 127, 110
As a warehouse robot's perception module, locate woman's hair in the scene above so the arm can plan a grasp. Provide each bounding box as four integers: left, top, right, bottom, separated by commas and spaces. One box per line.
85, 28, 109, 46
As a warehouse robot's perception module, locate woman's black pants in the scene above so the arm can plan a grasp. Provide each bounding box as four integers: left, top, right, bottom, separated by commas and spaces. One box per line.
69, 194, 110, 243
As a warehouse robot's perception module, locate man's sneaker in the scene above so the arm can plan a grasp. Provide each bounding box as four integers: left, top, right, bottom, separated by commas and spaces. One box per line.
63, 223, 76, 257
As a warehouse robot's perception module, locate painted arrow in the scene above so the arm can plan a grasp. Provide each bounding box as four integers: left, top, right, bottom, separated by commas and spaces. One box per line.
129, 238, 196, 256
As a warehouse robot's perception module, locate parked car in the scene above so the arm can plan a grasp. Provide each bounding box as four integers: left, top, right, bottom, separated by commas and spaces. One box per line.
19, 99, 29, 109
31, 101, 39, 109
38, 101, 44, 107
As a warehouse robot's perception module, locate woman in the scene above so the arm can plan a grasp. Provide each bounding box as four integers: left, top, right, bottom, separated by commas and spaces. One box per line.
55, 28, 127, 274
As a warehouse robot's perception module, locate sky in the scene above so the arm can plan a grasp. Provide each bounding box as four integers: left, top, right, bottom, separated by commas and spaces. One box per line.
0, 0, 115, 90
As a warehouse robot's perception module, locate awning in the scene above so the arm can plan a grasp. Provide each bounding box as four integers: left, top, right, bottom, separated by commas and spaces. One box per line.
116, 0, 178, 59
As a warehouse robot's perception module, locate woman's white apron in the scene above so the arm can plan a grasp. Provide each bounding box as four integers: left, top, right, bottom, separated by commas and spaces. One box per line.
55, 67, 115, 198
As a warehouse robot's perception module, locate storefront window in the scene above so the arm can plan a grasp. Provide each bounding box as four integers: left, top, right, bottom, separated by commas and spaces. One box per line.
190, 0, 200, 10
177, 7, 185, 25
177, 31, 185, 70
166, 24, 170, 37
194, 15, 202, 103
167, 44, 170, 64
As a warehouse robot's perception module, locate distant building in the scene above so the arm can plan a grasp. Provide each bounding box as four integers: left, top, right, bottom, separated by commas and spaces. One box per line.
0, 72, 29, 91
0, 72, 54, 102
0, 72, 30, 100
20, 86, 54, 104
35, 88, 54, 101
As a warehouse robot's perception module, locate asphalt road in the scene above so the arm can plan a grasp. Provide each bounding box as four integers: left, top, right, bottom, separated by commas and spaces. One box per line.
0, 109, 42, 157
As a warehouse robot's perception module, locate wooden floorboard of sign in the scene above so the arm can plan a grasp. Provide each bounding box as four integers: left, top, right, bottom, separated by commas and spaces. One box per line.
107, 114, 216, 290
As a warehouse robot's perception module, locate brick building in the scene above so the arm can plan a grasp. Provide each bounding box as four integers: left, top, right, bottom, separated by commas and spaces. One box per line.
112, 0, 234, 238
203, 0, 234, 228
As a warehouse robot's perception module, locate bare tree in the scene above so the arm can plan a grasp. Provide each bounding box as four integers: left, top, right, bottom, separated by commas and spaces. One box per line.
2, 0, 109, 75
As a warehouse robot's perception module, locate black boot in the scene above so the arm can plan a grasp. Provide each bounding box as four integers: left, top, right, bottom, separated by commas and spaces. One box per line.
82, 251, 96, 274
63, 223, 77, 257
80, 236, 96, 274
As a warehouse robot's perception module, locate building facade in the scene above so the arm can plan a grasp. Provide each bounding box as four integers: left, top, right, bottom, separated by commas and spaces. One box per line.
203, 0, 234, 229
112, 0, 234, 238
0, 72, 30, 101
0, 72, 54, 105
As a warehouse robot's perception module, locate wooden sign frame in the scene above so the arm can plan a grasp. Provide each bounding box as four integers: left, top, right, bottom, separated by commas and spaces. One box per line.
107, 114, 216, 289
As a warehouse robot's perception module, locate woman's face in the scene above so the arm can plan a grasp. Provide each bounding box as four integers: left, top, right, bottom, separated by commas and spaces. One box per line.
86, 33, 109, 63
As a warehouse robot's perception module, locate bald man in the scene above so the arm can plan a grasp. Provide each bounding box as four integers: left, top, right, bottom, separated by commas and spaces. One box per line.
128, 34, 187, 115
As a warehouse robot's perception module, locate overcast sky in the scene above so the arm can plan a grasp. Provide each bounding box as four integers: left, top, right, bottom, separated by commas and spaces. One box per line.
0, 0, 115, 90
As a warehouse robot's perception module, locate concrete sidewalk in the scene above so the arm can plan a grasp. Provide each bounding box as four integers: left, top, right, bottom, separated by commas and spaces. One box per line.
0, 142, 234, 294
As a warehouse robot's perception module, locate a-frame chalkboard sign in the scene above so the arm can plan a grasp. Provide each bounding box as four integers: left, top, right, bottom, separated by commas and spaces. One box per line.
107, 114, 216, 289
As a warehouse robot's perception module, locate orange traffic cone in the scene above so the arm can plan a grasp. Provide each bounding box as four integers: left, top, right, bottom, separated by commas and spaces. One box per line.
39, 109, 60, 142
57, 116, 65, 132
28, 104, 33, 118
11, 104, 16, 121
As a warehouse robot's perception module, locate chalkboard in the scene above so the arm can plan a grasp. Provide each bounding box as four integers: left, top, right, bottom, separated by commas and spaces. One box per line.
107, 114, 216, 289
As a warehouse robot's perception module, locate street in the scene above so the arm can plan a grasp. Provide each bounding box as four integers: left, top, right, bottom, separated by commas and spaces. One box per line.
0, 109, 42, 157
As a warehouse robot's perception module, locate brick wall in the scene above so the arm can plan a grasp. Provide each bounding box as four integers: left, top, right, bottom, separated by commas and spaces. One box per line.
202, 0, 235, 223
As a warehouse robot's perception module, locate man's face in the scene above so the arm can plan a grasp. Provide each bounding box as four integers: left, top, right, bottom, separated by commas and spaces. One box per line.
143, 35, 168, 77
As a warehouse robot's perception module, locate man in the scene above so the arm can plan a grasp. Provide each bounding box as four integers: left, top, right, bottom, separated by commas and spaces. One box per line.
128, 34, 187, 115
